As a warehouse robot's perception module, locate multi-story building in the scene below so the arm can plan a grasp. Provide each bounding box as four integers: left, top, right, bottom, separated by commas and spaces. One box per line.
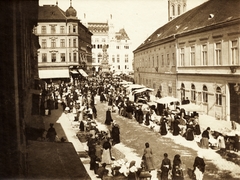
133, 0, 240, 123
36, 2, 92, 84
0, 0, 40, 178
86, 15, 133, 75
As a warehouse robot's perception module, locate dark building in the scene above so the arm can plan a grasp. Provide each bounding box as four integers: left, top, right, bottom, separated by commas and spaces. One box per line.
0, 0, 40, 178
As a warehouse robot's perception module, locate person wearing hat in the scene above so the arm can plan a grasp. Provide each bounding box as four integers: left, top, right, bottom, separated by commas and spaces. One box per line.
193, 151, 205, 180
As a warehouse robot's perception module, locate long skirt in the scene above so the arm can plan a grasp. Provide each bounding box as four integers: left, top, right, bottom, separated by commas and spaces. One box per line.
101, 149, 112, 165
200, 137, 209, 149
144, 156, 155, 171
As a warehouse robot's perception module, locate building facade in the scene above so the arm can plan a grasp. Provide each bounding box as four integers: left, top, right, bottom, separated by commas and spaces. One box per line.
86, 15, 133, 75
0, 0, 40, 178
36, 2, 92, 84
133, 0, 240, 123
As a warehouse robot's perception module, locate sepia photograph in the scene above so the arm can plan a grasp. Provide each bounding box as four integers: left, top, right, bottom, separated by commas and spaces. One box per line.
0, 0, 239, 179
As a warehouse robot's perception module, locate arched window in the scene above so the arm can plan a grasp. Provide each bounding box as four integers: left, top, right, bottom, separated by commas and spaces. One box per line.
178, 5, 181, 15
191, 84, 196, 101
216, 87, 222, 105
172, 5, 175, 16
202, 85, 208, 103
181, 83, 185, 101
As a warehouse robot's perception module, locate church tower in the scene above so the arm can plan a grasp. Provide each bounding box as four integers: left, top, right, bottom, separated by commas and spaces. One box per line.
168, 0, 187, 21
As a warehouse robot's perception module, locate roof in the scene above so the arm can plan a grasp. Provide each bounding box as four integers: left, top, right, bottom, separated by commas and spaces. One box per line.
116, 28, 130, 40
38, 5, 67, 21
88, 22, 109, 33
135, 0, 240, 51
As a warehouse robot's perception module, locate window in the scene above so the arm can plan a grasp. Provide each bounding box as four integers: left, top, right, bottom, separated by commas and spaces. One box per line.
42, 53, 47, 62
180, 48, 185, 66
191, 84, 196, 101
73, 25, 76, 33
60, 39, 65, 47
178, 5, 181, 15
68, 26, 71, 33
112, 55, 115, 63
167, 54, 170, 65
51, 26, 56, 34
51, 53, 56, 62
152, 56, 154, 67
190, 46, 195, 65
69, 53, 71, 62
125, 65, 129, 69
157, 55, 159, 67
73, 53, 77, 62
60, 53, 65, 62
51, 39, 56, 48
172, 53, 175, 66
202, 85, 208, 103
117, 54, 120, 63
98, 54, 102, 63
231, 40, 238, 65
216, 86, 222, 105
215, 42, 221, 65
102, 38, 105, 42
161, 54, 164, 66
172, 5, 175, 16
181, 83, 185, 101
73, 39, 77, 48
118, 65, 120, 70
41, 39, 46, 48
116, 46, 120, 49
41, 26, 46, 34
124, 46, 129, 49
69, 39, 71, 47
202, 44, 208, 65
95, 38, 99, 43
125, 54, 128, 63
60, 26, 64, 33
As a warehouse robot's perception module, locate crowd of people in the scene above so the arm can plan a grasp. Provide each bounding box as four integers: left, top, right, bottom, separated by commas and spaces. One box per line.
39, 73, 238, 180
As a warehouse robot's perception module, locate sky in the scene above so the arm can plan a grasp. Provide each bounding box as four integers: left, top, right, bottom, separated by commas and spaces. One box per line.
39, 0, 207, 50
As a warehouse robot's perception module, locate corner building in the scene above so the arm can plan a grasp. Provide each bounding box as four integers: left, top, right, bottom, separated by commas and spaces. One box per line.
36, 3, 92, 83
133, 0, 240, 123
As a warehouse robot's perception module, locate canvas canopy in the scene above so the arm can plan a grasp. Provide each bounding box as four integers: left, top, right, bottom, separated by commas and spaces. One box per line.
177, 104, 203, 112
132, 87, 154, 95
154, 96, 180, 104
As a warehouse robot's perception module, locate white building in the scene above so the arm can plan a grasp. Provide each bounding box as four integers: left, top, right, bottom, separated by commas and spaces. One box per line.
86, 15, 133, 74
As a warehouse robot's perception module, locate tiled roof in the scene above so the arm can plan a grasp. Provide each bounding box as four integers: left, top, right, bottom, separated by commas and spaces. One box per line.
116, 28, 130, 40
38, 5, 67, 21
135, 0, 240, 51
88, 22, 109, 33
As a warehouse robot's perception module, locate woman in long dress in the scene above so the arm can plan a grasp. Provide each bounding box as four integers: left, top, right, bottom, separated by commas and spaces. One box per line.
142, 142, 155, 172
101, 138, 112, 165
160, 117, 168, 135
172, 154, 184, 180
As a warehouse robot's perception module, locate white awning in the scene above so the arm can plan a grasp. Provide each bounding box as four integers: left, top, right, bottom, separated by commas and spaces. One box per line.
39, 69, 70, 79
79, 69, 88, 77
132, 87, 154, 95
154, 96, 180, 104
70, 70, 79, 74
177, 104, 203, 112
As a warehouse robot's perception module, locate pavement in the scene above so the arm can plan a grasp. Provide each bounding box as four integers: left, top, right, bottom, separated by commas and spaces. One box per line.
42, 95, 240, 180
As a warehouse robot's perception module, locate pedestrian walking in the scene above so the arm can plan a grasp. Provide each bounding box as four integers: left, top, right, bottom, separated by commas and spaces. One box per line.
105, 108, 113, 125
193, 151, 205, 180
172, 154, 184, 180
160, 153, 171, 180
142, 142, 155, 172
